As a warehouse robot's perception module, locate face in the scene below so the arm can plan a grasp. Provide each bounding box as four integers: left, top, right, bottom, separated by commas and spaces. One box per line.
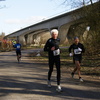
52, 32, 58, 39
74, 38, 79, 44
16, 40, 19, 43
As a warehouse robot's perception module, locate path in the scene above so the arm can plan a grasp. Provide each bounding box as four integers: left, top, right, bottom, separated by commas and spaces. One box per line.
0, 49, 100, 100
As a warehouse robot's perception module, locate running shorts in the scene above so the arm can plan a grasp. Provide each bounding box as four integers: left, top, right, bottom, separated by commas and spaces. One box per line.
16, 50, 21, 56
73, 55, 82, 63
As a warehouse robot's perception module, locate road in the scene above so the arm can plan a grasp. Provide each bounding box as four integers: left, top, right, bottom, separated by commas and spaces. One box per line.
0, 49, 100, 100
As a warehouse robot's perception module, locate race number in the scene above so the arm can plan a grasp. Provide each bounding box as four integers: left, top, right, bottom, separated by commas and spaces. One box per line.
53, 49, 60, 56
17, 45, 20, 49
74, 49, 81, 54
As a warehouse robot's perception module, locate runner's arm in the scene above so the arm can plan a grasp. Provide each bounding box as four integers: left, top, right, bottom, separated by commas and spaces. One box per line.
44, 40, 49, 52
13, 44, 16, 48
69, 45, 73, 53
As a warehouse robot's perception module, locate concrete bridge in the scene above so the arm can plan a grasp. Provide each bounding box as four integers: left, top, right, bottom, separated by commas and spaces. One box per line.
5, 7, 89, 46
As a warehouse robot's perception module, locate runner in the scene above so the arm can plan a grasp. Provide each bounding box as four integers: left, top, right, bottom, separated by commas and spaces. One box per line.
14, 40, 21, 63
69, 37, 85, 82
44, 29, 62, 92
12, 40, 16, 47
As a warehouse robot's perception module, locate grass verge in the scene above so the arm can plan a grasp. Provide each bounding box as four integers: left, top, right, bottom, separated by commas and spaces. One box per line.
28, 48, 100, 76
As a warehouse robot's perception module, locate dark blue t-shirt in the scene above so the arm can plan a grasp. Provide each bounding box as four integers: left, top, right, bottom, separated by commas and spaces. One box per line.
14, 43, 21, 51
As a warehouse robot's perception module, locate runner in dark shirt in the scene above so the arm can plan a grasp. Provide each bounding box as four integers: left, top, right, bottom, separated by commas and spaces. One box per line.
44, 29, 62, 92
69, 37, 85, 82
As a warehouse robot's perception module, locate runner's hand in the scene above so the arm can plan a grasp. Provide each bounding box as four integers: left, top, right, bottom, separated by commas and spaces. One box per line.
69, 53, 73, 57
51, 47, 55, 51
78, 48, 82, 52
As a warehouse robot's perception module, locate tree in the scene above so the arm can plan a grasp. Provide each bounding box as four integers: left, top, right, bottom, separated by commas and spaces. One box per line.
60, 0, 99, 7
55, 0, 100, 74
54, 0, 100, 54
0, 0, 6, 9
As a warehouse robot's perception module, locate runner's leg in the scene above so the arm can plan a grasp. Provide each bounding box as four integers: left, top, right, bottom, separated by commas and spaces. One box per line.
55, 56, 62, 92
75, 61, 81, 78
48, 58, 54, 81
55, 56, 61, 85
73, 67, 78, 73
71, 57, 78, 77
16, 51, 19, 61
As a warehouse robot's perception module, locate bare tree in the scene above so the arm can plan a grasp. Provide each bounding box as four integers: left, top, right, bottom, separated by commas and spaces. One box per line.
58, 0, 99, 7
0, 0, 6, 9
53, 0, 100, 54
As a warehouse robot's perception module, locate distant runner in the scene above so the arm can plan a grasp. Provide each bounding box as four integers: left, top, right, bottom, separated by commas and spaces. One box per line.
44, 29, 62, 92
12, 40, 16, 47
69, 37, 85, 82
14, 40, 21, 63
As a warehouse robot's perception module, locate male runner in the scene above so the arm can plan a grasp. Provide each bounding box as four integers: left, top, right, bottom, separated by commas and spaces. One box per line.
14, 40, 21, 62
69, 37, 85, 82
44, 29, 62, 92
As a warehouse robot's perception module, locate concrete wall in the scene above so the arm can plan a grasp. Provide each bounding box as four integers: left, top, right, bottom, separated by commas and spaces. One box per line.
19, 35, 26, 45
29, 31, 51, 46
59, 23, 71, 44
67, 23, 88, 43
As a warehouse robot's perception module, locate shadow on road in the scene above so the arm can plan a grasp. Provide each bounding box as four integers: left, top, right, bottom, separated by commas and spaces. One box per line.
0, 74, 100, 100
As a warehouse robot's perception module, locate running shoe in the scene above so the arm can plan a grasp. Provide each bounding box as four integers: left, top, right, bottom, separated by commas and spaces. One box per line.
56, 85, 62, 92
47, 80, 51, 87
79, 77, 83, 82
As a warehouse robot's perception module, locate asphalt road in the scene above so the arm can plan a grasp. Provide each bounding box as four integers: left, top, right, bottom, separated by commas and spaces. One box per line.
0, 49, 100, 100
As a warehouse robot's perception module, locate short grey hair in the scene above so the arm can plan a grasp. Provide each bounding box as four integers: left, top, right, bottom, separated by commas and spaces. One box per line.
50, 29, 58, 35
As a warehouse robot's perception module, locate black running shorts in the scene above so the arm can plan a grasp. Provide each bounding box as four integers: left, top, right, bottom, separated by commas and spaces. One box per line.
73, 55, 82, 63
16, 50, 21, 56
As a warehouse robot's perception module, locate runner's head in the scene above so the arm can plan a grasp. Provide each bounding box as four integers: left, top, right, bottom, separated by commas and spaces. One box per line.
74, 37, 79, 44
51, 29, 58, 39
16, 40, 19, 43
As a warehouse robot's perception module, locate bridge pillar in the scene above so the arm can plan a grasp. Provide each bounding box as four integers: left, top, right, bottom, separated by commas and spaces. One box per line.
33, 31, 51, 46
59, 24, 71, 44
27, 34, 33, 44
19, 35, 26, 45
24, 30, 51, 46
67, 23, 88, 43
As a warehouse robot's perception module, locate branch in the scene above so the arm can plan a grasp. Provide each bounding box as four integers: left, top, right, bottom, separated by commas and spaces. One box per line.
0, 0, 6, 9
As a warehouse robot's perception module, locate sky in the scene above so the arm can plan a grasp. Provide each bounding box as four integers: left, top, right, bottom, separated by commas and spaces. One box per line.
0, 0, 98, 35
0, 0, 72, 35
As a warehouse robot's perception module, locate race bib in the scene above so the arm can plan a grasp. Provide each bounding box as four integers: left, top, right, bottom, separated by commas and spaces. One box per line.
74, 49, 81, 54
17, 45, 20, 49
53, 49, 60, 56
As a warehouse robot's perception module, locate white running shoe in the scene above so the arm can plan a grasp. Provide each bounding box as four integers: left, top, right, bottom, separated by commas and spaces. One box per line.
56, 85, 62, 92
47, 80, 51, 87
79, 77, 84, 82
